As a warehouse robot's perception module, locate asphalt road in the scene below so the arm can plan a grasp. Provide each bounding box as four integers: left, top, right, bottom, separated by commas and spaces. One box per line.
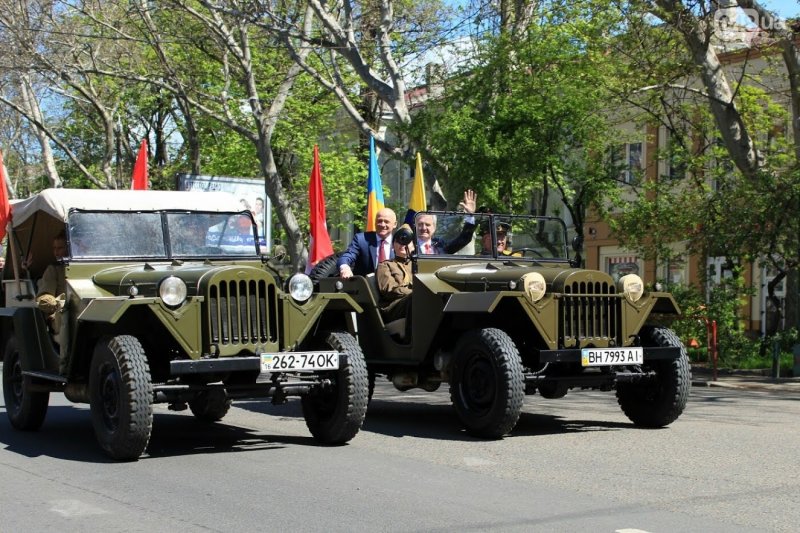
1, 367, 798, 533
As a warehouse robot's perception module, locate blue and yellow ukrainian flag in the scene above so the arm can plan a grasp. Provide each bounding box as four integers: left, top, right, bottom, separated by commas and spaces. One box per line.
366, 136, 385, 231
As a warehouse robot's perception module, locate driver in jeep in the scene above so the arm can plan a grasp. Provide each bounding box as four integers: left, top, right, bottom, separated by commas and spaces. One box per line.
36, 232, 68, 334
477, 220, 520, 257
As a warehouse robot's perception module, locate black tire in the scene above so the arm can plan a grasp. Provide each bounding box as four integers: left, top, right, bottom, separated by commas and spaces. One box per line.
89, 335, 153, 460
616, 326, 691, 427
301, 331, 369, 444
449, 328, 525, 438
2, 338, 49, 431
308, 252, 342, 281
189, 388, 232, 422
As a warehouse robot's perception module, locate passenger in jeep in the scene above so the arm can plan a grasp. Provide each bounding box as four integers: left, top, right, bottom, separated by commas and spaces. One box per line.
338, 208, 398, 279
36, 231, 68, 333
376, 227, 414, 324
415, 189, 478, 254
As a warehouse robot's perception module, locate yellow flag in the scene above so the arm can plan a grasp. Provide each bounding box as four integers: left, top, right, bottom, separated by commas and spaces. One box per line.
409, 152, 427, 212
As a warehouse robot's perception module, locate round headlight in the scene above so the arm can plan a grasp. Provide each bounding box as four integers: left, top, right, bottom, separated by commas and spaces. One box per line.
619, 274, 644, 303
521, 272, 546, 302
159, 276, 188, 307
288, 273, 313, 302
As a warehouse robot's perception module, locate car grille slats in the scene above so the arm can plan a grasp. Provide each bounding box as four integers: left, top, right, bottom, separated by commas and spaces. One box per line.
561, 281, 619, 346
209, 277, 278, 346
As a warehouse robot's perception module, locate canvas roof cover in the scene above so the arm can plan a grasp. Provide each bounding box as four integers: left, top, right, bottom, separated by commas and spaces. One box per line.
10, 188, 246, 227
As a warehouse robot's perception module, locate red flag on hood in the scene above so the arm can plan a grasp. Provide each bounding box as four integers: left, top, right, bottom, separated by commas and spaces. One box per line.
131, 139, 148, 190
308, 145, 334, 267
0, 150, 11, 242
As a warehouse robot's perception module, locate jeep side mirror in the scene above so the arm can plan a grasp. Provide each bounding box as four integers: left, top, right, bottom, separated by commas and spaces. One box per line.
570, 235, 584, 268
572, 234, 584, 253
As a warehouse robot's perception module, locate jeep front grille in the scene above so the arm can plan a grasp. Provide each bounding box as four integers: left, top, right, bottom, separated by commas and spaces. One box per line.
208, 278, 278, 346
560, 281, 620, 347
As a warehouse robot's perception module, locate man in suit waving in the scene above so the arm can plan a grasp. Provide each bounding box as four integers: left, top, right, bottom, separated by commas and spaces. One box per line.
337, 208, 397, 279
416, 189, 478, 255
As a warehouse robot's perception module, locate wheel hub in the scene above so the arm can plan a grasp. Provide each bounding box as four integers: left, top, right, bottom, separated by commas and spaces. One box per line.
99, 364, 121, 430
10, 359, 24, 408
463, 357, 495, 409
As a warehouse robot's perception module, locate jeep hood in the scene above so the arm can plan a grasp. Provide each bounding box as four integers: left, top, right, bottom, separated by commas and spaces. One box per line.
92, 263, 262, 296
434, 262, 616, 291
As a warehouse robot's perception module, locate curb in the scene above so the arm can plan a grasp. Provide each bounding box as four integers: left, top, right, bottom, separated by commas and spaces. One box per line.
692, 378, 800, 393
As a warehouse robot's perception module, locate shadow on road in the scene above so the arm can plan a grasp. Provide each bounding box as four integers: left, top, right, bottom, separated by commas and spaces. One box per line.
356, 391, 637, 440
145, 413, 317, 458
0, 405, 105, 463
0, 404, 318, 462
511, 411, 635, 437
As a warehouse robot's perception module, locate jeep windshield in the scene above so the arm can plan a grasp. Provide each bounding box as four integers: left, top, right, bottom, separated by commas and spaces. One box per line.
413, 212, 570, 262
67, 211, 261, 259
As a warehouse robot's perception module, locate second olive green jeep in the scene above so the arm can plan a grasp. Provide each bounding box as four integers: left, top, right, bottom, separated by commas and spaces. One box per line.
1, 188, 368, 460
316, 211, 690, 438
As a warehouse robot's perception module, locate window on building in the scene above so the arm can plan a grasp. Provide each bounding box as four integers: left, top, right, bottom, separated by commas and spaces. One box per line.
659, 126, 688, 181
608, 142, 643, 184
660, 255, 687, 285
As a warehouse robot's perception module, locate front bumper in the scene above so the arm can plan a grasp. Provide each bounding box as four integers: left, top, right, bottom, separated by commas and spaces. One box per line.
170, 356, 261, 375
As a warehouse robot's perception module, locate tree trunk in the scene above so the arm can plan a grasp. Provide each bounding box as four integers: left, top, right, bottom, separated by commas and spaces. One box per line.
18, 75, 62, 188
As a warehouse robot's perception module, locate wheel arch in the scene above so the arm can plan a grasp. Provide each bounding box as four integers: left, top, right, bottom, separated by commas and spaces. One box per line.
69, 305, 185, 382
437, 297, 549, 356
0, 307, 59, 372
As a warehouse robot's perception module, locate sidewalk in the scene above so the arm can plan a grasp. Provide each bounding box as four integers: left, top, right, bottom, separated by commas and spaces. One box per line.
691, 365, 800, 393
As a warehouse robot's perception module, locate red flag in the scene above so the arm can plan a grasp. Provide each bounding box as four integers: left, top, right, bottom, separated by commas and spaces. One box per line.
0, 150, 11, 242
131, 139, 148, 190
308, 145, 334, 267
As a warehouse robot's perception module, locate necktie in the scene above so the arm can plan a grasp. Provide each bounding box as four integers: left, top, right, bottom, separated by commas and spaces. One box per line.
378, 239, 386, 263
425, 243, 432, 254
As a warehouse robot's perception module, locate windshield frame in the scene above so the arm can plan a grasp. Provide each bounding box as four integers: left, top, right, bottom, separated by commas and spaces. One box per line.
66, 209, 263, 261
410, 211, 571, 263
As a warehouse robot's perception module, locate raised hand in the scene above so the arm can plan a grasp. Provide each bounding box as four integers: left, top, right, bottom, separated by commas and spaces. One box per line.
458, 189, 477, 214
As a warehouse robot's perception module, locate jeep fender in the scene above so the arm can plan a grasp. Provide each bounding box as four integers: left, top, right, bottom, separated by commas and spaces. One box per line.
442, 291, 507, 313
442, 291, 560, 349
621, 292, 682, 340
78, 297, 203, 358
281, 292, 362, 349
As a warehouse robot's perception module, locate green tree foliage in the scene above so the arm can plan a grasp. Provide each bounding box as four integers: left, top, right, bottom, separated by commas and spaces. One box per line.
408, 1, 623, 233
607, 1, 800, 336
0, 1, 368, 266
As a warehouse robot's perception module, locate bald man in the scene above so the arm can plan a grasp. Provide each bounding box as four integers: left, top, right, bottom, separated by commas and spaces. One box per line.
338, 208, 398, 279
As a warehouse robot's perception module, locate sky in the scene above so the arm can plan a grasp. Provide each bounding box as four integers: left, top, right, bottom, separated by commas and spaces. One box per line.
759, 0, 799, 17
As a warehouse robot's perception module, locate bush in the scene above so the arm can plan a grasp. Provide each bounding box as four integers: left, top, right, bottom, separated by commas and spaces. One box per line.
686, 347, 707, 362
657, 266, 800, 374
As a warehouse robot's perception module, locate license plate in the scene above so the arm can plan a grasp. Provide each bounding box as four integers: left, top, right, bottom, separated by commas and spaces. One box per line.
581, 347, 643, 367
260, 351, 339, 373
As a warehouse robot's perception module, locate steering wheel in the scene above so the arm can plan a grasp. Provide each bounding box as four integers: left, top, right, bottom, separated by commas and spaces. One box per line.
515, 248, 544, 258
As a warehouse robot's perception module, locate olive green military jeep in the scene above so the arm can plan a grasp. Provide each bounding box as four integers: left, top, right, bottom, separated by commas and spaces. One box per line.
1, 189, 368, 460
316, 211, 690, 438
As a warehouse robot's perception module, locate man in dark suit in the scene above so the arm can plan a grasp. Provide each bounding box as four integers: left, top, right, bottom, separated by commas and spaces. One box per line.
416, 189, 477, 254
337, 208, 397, 278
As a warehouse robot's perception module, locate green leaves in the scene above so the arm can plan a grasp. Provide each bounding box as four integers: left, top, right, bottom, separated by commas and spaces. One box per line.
408, 1, 622, 222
